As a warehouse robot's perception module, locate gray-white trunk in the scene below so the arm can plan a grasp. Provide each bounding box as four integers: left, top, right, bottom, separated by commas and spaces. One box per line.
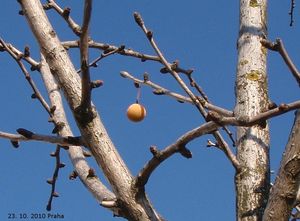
235, 0, 270, 220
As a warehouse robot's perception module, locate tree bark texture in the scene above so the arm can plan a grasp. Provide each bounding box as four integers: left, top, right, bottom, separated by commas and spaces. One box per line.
235, 1, 270, 220
39, 55, 116, 204
263, 110, 300, 221
20, 0, 160, 220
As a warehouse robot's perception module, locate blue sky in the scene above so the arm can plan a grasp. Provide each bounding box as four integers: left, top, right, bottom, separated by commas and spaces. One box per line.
0, 1, 299, 220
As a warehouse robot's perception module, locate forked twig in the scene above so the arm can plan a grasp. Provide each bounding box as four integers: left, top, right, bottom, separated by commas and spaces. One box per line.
77, 46, 124, 73
46, 0, 81, 36
0, 38, 50, 113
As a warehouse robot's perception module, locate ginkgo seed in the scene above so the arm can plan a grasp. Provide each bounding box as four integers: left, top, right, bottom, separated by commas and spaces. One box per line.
126, 103, 146, 122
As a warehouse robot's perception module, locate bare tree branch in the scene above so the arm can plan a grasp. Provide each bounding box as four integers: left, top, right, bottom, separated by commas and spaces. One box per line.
77, 45, 124, 73
133, 12, 240, 171
39, 55, 117, 210
135, 121, 220, 187
62, 40, 195, 76
135, 98, 300, 188
0, 130, 83, 147
20, 1, 161, 219
263, 110, 300, 220
46, 0, 81, 36
63, 40, 161, 63
120, 70, 234, 117
261, 38, 300, 86
0, 38, 50, 114
120, 71, 192, 103
289, 0, 296, 26
0, 41, 40, 70
208, 101, 300, 127
46, 145, 63, 211
79, 0, 92, 110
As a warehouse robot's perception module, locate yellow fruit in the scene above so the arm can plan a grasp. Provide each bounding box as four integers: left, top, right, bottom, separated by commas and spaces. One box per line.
127, 103, 146, 122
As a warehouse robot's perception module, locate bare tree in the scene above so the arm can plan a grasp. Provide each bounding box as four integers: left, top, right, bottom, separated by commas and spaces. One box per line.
1, 0, 300, 220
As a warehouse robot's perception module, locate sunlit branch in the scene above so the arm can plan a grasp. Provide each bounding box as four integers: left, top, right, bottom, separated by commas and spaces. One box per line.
135, 121, 219, 188
46, 0, 81, 36
0, 38, 50, 113
208, 101, 300, 127
0, 130, 83, 147
133, 12, 239, 170
261, 38, 300, 86
77, 46, 124, 73
120, 71, 191, 103
39, 55, 116, 210
121, 70, 234, 117
62, 40, 193, 76
135, 99, 300, 188
0, 42, 40, 71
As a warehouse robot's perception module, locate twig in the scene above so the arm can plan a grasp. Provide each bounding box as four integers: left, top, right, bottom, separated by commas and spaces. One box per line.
0, 129, 83, 147
133, 14, 201, 108
133, 12, 239, 170
188, 74, 236, 145
46, 0, 81, 36
77, 46, 123, 73
79, 0, 92, 110
120, 71, 192, 103
289, 0, 296, 26
0, 38, 50, 113
46, 145, 64, 211
63, 40, 160, 62
39, 55, 116, 210
208, 101, 300, 127
135, 99, 300, 187
0, 37, 70, 210
261, 38, 300, 86
63, 40, 193, 76
135, 121, 220, 187
121, 70, 234, 117
197, 96, 233, 117
0, 42, 40, 71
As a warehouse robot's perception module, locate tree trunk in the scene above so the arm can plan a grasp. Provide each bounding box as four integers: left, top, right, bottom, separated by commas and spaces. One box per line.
235, 1, 270, 220
19, 0, 161, 220
263, 110, 300, 221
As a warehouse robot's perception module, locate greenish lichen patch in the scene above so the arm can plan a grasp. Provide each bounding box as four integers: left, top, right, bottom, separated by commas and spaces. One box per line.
261, 45, 267, 56
239, 60, 249, 66
246, 70, 261, 81
250, 0, 260, 7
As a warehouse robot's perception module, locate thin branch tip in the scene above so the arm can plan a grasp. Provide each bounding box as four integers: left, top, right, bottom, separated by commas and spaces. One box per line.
133, 12, 144, 27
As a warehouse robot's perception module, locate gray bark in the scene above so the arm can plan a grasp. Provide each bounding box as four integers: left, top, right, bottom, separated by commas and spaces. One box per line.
263, 111, 300, 220
39, 55, 116, 205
